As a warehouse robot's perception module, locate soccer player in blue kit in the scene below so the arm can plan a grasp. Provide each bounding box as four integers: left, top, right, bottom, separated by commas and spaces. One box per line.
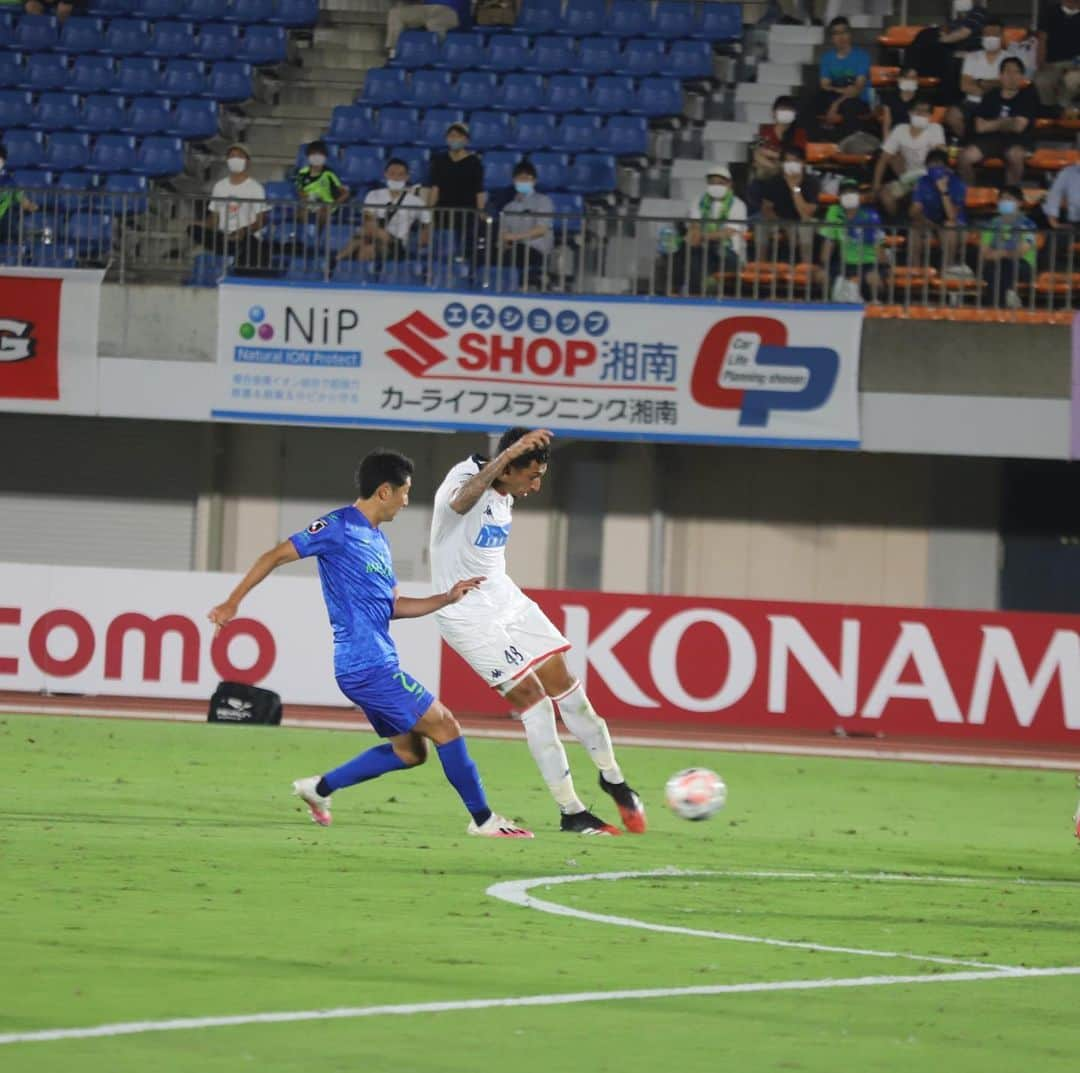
208, 448, 533, 839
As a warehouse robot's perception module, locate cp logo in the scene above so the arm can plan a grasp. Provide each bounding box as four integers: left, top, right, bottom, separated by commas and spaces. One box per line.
690, 316, 838, 427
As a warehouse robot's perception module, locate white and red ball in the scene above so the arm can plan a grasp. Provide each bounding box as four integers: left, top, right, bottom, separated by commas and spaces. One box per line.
665, 768, 727, 821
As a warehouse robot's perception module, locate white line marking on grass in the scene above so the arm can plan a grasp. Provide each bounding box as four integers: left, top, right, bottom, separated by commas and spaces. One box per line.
3, 966, 1080, 1046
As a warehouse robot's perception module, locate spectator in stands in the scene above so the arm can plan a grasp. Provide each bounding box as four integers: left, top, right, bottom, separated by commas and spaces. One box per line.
748, 95, 807, 212
429, 121, 484, 256
0, 144, 39, 244
333, 157, 430, 269
958, 57, 1037, 186
878, 68, 921, 140
872, 97, 946, 218
498, 161, 553, 286
188, 145, 274, 274
24, 0, 78, 23
817, 17, 872, 137
819, 177, 888, 300
909, 147, 968, 272
1045, 161, 1080, 228
1035, 0, 1080, 112
654, 164, 746, 297
386, 0, 470, 59
945, 18, 1007, 140
294, 140, 350, 228
906, 0, 987, 97
978, 183, 1037, 306
756, 144, 821, 266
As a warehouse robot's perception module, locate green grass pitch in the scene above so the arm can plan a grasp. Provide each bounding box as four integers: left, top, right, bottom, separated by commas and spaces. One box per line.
2, 713, 1080, 1073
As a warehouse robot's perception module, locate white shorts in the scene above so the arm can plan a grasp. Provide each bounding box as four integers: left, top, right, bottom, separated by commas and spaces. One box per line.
438, 597, 570, 693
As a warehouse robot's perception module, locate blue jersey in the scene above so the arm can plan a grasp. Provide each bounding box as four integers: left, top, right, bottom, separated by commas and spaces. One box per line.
289, 506, 398, 677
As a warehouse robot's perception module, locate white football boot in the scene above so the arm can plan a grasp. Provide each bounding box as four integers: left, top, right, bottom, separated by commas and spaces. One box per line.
467, 813, 534, 838
292, 776, 332, 827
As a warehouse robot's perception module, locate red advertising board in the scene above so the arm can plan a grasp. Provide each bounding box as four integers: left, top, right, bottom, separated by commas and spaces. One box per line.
0, 276, 61, 400
440, 590, 1080, 745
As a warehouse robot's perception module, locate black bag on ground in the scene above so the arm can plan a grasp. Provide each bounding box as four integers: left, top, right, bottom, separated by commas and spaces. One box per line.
207, 681, 283, 725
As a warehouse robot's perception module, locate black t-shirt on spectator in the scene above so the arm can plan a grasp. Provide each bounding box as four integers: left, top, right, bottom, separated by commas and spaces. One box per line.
883, 91, 916, 130
429, 152, 484, 209
976, 86, 1039, 143
759, 172, 821, 221
947, 5, 986, 52
1038, 3, 1080, 63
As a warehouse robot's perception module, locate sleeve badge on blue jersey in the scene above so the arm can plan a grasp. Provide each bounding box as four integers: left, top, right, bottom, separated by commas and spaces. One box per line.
307, 518, 329, 534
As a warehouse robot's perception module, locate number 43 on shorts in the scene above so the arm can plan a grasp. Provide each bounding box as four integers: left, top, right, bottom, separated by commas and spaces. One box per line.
503, 646, 525, 666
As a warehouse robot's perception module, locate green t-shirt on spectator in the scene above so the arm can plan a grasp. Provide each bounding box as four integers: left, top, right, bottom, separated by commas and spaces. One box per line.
979, 214, 1037, 270
819, 203, 883, 266
294, 166, 345, 205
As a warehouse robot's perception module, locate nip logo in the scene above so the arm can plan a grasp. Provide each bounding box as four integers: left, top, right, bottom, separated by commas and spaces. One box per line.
237, 305, 276, 342
690, 316, 839, 427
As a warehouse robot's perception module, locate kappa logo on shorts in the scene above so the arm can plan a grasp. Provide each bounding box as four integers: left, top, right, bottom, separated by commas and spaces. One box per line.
307, 518, 329, 534
490, 669, 504, 681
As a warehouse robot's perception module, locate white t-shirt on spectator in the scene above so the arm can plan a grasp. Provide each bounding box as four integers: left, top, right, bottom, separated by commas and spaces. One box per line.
688, 190, 748, 259
961, 49, 1005, 99
363, 187, 431, 243
881, 122, 946, 173
209, 177, 266, 234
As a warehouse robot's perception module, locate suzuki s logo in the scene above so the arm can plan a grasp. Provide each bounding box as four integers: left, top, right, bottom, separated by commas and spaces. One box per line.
690, 316, 838, 427
386, 311, 450, 376
0, 319, 34, 363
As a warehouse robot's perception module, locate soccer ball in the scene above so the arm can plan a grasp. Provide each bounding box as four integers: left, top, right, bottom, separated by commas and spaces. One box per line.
665, 768, 726, 821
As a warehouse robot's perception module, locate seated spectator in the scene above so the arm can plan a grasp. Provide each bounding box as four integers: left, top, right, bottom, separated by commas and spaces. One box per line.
958, 57, 1037, 187
333, 157, 430, 268
978, 184, 1037, 307
816, 17, 872, 137
819, 178, 888, 300
498, 161, 553, 286
386, 0, 470, 59
294, 140, 350, 227
24, 0, 79, 23
1045, 160, 1080, 228
877, 68, 921, 140
872, 97, 946, 217
0, 144, 40, 244
1035, 0, 1080, 114
654, 164, 746, 297
429, 122, 485, 257
907, 0, 988, 99
756, 145, 821, 266
748, 96, 807, 212
909, 147, 968, 272
188, 145, 275, 274
945, 18, 1007, 140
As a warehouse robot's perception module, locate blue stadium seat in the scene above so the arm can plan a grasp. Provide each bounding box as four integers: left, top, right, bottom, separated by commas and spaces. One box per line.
621, 39, 666, 78
468, 110, 511, 149
392, 30, 440, 69
146, 21, 197, 59
478, 265, 521, 292
482, 149, 517, 190
71, 56, 117, 95
552, 113, 601, 153
171, 97, 219, 139
4, 131, 46, 169
104, 18, 153, 56
194, 23, 239, 62
0, 89, 33, 130
186, 252, 228, 286
14, 15, 59, 52
651, 0, 696, 38
29, 241, 78, 267
433, 32, 485, 70
77, 93, 125, 132
89, 133, 137, 172
103, 172, 149, 214
565, 152, 616, 194
0, 15, 11, 49
599, 114, 648, 155
58, 16, 106, 54
512, 0, 561, 36
223, 0, 275, 24
269, 0, 319, 26
695, 1, 741, 42
578, 37, 619, 75
263, 179, 294, 201
326, 104, 377, 145
56, 170, 97, 208
630, 76, 683, 117
668, 40, 714, 80
133, 0, 184, 18
542, 74, 590, 113
12, 168, 53, 192
486, 33, 531, 72
124, 96, 171, 135
388, 145, 430, 183
360, 66, 408, 106
525, 35, 575, 74
548, 190, 584, 233
415, 107, 464, 148
46, 132, 91, 171
178, 0, 229, 22
66, 210, 112, 254
113, 58, 160, 97
86, 0, 133, 15
25, 55, 70, 92
446, 71, 497, 111
584, 75, 633, 114
31, 92, 82, 132
134, 135, 184, 176
530, 150, 568, 190
495, 72, 545, 113
339, 144, 386, 188
239, 26, 288, 66
160, 59, 209, 98
206, 62, 252, 102
371, 106, 420, 146
402, 68, 452, 109
0, 53, 26, 90
556, 0, 606, 37
602, 1, 653, 38
507, 111, 555, 152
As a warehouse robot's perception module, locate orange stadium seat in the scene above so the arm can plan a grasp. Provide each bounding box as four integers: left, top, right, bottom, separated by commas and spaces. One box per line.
806, 142, 837, 165
872, 65, 899, 88
1028, 148, 1080, 171
877, 25, 920, 48
965, 187, 1000, 211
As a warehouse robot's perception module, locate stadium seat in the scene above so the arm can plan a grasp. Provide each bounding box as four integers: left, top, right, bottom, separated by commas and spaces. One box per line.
361, 66, 408, 106
486, 33, 531, 72
195, 24, 240, 62
0, 53, 26, 90
33, 93, 82, 132
146, 21, 197, 59
326, 104, 377, 145
134, 135, 185, 176
599, 114, 648, 155
434, 32, 485, 71
542, 74, 590, 113
565, 151, 616, 194
494, 72, 545, 112
58, 16, 106, 54
66, 209, 112, 254
668, 40, 714, 80
526, 36, 574, 74
877, 25, 920, 48
552, 113, 601, 153
651, 1, 696, 38
557, 0, 606, 37
630, 77, 683, 117
25, 54, 70, 92
179, 0, 230, 23
0, 89, 34, 130
71, 55, 117, 95
578, 37, 620, 75
160, 59, 209, 98
102, 172, 149, 213
482, 149, 517, 189
14, 14, 60, 52
548, 190, 584, 233
4, 131, 46, 169
77, 93, 125, 132
123, 95, 171, 135
239, 26, 288, 66
206, 62, 253, 102
530, 150, 568, 190
29, 241, 78, 267
104, 18, 153, 56
133, 0, 184, 18
402, 68, 453, 109
89, 133, 137, 172
56, 169, 97, 208
187, 252, 229, 286
224, 0, 275, 24
447, 71, 498, 111
508, 111, 556, 152
113, 58, 161, 97
170, 97, 219, 139
388, 145, 430, 184
86, 0, 132, 15
621, 38, 666, 78
477, 265, 521, 292
695, 2, 741, 42
392, 30, 440, 69
603, 1, 653, 38
415, 107, 464, 148
12, 168, 53, 192
269, 0, 320, 27
371, 106, 420, 146
585, 75, 635, 114
512, 0, 561, 36
339, 144, 386, 188
469, 110, 512, 149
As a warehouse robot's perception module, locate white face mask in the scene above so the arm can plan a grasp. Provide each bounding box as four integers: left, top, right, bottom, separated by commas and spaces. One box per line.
774, 109, 796, 125
1065, 3, 1080, 14
953, 0, 972, 13
226, 156, 247, 174
840, 192, 861, 210
307, 153, 327, 168
706, 183, 729, 198
899, 79, 918, 93
910, 113, 930, 129
782, 160, 802, 175
982, 35, 1001, 51
386, 178, 406, 191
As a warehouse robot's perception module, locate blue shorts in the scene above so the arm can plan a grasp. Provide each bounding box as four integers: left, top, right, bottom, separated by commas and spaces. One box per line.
336, 664, 435, 738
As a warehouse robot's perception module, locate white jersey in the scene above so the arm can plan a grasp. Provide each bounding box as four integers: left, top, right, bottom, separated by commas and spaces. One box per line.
430, 455, 525, 622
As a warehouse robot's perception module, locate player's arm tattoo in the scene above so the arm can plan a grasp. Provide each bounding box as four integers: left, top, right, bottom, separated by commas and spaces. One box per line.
449, 453, 512, 515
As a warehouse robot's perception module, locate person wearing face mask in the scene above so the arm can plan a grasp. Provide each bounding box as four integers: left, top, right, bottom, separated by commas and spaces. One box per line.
0, 143, 40, 247
878, 68, 922, 140
498, 161, 554, 287
1035, 0, 1080, 111
1044, 161, 1080, 229
873, 97, 946, 218
817, 17, 872, 137
293, 140, 349, 228
977, 184, 1037, 307
906, 0, 987, 99
947, 18, 1007, 139
429, 122, 485, 261
959, 56, 1038, 187
749, 96, 808, 212
757, 145, 821, 266
909, 147, 968, 273
818, 178, 888, 301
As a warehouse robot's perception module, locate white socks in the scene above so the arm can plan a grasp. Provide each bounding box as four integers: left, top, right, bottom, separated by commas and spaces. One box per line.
554, 681, 624, 785
520, 696, 586, 814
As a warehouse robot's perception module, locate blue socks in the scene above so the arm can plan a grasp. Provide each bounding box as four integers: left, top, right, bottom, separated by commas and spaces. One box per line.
436, 737, 492, 827
321, 743, 408, 793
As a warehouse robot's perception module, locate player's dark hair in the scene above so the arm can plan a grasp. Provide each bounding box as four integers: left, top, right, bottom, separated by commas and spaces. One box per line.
355, 449, 414, 497
497, 427, 550, 470
1000, 56, 1025, 75
307, 139, 328, 157
513, 160, 538, 179
385, 156, 409, 173
925, 147, 949, 167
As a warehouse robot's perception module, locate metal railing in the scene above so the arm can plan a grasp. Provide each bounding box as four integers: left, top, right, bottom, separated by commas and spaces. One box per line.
1, 188, 1078, 315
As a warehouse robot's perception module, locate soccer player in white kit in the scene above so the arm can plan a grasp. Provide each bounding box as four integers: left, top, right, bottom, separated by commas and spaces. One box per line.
430, 426, 647, 835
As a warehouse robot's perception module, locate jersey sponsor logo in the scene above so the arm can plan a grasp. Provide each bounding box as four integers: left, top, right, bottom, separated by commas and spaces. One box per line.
475, 523, 511, 549
365, 559, 394, 579
306, 518, 329, 534
392, 670, 425, 697
0, 319, 34, 363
